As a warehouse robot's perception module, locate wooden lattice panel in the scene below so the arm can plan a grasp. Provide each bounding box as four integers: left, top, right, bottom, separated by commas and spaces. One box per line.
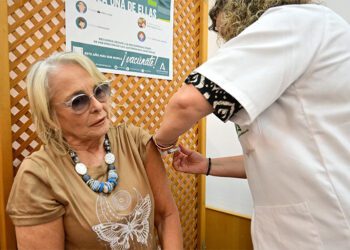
8, 1, 203, 249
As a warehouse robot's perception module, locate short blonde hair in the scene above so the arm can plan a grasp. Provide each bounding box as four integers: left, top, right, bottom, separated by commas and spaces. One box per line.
210, 0, 315, 41
27, 52, 107, 155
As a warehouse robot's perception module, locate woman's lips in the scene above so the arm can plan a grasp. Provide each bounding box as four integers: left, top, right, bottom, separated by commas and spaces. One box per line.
91, 117, 106, 127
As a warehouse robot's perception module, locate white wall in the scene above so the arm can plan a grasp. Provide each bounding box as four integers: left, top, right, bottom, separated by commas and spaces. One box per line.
323, 0, 350, 22
205, 0, 253, 216
205, 0, 350, 217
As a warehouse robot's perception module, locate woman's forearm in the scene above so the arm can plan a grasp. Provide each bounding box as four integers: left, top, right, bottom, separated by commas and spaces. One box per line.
172, 146, 246, 178
157, 212, 183, 250
210, 155, 246, 178
156, 84, 213, 146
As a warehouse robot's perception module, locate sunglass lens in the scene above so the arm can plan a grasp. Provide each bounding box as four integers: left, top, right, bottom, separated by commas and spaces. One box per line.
71, 95, 90, 112
95, 83, 110, 101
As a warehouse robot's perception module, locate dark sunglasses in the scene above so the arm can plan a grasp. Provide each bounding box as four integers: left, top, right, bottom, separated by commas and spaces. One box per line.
62, 82, 111, 114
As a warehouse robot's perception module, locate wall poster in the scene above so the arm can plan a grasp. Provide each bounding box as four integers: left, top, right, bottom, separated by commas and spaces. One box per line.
66, 0, 174, 80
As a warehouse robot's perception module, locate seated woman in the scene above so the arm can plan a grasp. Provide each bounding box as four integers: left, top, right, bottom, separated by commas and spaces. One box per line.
6, 52, 183, 250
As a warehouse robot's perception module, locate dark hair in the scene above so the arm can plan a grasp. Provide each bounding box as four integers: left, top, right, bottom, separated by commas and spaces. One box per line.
209, 0, 226, 32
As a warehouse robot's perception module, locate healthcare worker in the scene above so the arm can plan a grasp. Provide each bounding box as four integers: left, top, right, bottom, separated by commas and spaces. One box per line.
152, 0, 350, 249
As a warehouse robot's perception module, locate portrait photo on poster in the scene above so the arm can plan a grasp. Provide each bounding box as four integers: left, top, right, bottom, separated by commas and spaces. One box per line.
137, 31, 146, 42
138, 17, 146, 28
76, 17, 87, 29
76, 1, 87, 13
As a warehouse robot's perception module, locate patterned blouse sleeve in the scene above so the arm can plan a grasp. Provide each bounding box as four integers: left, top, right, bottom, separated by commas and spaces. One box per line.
185, 72, 243, 122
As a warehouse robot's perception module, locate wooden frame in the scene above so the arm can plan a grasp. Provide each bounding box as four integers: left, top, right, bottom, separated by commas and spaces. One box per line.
0, 1, 16, 248
198, 0, 209, 248
0, 1, 209, 249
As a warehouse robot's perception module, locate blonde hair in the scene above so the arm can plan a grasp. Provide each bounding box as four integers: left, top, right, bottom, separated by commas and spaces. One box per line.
27, 52, 108, 155
209, 0, 315, 41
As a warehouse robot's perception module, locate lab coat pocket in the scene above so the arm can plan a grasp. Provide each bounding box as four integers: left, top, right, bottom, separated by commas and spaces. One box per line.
236, 120, 261, 155
253, 202, 323, 250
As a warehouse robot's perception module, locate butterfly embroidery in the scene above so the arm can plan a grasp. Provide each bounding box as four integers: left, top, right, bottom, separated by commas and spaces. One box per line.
92, 190, 151, 250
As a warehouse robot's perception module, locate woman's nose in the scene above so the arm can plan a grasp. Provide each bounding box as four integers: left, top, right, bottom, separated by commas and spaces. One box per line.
89, 95, 104, 112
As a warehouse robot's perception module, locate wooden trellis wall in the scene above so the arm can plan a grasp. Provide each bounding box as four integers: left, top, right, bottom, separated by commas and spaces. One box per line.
0, 0, 208, 249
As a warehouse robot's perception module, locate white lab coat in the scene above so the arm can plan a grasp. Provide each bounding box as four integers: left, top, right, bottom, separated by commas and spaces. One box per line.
197, 4, 350, 249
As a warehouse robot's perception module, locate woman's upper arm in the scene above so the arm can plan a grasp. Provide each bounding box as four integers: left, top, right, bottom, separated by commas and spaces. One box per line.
15, 217, 64, 250
145, 141, 183, 249
144, 141, 178, 219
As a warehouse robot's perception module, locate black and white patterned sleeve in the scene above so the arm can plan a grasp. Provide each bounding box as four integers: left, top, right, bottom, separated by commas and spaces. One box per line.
185, 72, 243, 122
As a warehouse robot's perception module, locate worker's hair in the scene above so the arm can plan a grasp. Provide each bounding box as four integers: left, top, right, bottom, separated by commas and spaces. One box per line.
209, 0, 316, 41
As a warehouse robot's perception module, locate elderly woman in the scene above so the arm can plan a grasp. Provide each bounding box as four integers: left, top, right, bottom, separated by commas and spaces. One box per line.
154, 0, 350, 249
7, 52, 183, 249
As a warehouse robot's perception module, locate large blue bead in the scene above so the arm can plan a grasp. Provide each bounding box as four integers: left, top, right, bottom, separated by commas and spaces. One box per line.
108, 170, 118, 179
91, 180, 100, 191
98, 182, 105, 192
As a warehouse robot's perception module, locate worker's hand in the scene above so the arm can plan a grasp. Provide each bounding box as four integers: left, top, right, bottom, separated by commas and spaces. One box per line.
172, 144, 208, 174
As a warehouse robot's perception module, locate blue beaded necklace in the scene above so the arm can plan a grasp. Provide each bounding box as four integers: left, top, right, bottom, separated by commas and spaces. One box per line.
68, 135, 119, 194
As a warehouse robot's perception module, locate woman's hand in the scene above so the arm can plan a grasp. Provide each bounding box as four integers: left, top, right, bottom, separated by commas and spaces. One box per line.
172, 145, 208, 175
